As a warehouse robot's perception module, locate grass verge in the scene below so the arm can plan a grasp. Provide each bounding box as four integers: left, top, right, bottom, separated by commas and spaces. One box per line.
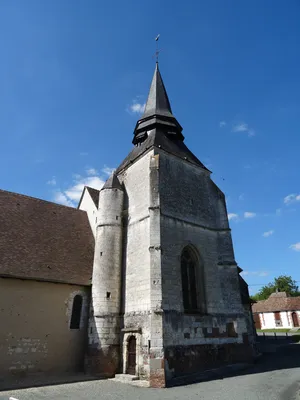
256, 328, 291, 333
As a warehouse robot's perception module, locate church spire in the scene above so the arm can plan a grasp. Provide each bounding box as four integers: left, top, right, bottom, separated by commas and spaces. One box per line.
132, 63, 184, 145
141, 62, 174, 120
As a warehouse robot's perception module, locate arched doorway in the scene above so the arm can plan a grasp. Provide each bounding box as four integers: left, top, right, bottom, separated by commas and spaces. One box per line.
126, 336, 136, 375
292, 312, 299, 327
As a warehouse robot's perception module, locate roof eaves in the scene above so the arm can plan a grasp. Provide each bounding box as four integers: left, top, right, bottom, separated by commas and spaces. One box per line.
0, 273, 92, 287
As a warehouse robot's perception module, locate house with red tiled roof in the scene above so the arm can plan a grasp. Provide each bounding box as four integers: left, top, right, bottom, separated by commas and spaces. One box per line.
252, 291, 300, 329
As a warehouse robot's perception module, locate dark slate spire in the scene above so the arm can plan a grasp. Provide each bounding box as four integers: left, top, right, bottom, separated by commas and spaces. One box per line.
133, 63, 184, 145
142, 62, 174, 119
101, 172, 123, 191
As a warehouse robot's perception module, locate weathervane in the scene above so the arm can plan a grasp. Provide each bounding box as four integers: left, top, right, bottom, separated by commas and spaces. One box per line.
154, 34, 160, 63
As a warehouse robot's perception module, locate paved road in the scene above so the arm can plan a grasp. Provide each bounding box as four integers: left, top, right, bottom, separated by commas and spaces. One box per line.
1, 344, 300, 400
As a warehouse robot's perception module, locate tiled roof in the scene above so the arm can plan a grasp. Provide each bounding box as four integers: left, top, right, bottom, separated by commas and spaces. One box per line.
86, 186, 100, 207
252, 292, 300, 313
116, 128, 209, 174
0, 189, 94, 286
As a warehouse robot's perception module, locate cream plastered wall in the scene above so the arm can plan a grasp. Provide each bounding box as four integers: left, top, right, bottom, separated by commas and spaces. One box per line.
0, 277, 89, 378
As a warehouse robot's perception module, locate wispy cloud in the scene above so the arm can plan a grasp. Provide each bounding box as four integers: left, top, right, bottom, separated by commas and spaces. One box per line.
233, 123, 248, 132
51, 166, 114, 207
127, 97, 146, 114
63, 175, 105, 202
102, 165, 115, 176
219, 121, 226, 128
263, 230, 274, 238
241, 270, 269, 277
228, 211, 258, 221
228, 213, 239, 221
232, 122, 255, 137
79, 152, 88, 156
290, 243, 300, 252
244, 164, 252, 169
284, 194, 300, 205
47, 177, 56, 186
53, 191, 73, 207
244, 211, 256, 219
86, 168, 98, 176
238, 193, 245, 201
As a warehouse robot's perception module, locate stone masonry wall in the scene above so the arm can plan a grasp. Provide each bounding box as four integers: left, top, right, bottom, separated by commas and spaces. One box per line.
158, 151, 242, 317
157, 150, 256, 382
117, 150, 155, 379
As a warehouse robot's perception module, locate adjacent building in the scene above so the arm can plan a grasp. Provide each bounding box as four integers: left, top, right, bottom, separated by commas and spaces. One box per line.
252, 291, 300, 329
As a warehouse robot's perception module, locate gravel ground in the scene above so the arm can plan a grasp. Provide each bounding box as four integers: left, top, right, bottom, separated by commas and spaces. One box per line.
1, 344, 300, 400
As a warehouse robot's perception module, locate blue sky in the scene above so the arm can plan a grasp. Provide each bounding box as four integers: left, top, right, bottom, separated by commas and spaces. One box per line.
0, 0, 300, 294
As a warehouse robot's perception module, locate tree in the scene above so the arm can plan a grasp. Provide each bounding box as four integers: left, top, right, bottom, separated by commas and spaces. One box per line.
251, 275, 300, 301
274, 275, 299, 295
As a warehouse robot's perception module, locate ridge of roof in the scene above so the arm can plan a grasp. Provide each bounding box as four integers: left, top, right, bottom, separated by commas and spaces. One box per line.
101, 173, 123, 190
85, 186, 100, 207
252, 294, 300, 313
0, 188, 80, 212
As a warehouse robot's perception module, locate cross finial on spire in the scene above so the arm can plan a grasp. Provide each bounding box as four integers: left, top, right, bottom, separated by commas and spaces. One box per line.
155, 34, 160, 63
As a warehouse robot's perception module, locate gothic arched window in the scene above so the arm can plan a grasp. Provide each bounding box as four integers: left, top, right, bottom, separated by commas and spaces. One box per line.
70, 294, 83, 329
181, 246, 206, 313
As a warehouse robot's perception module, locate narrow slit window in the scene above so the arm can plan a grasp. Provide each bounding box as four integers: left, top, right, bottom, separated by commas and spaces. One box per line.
70, 294, 83, 329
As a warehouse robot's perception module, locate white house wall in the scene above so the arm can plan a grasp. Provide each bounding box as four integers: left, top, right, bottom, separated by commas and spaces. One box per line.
259, 311, 300, 329
78, 189, 97, 238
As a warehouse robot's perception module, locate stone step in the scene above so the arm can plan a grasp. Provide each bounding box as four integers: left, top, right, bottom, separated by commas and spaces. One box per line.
112, 374, 139, 382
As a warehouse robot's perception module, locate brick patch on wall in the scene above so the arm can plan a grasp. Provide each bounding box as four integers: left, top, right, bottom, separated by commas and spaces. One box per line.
203, 322, 238, 338
85, 345, 120, 378
165, 342, 255, 381
149, 358, 165, 388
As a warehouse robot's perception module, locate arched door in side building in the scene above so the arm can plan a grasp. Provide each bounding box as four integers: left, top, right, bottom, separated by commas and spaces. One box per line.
292, 312, 299, 327
126, 336, 136, 375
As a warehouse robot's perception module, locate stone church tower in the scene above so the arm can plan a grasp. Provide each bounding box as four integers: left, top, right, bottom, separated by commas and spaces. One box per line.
85, 63, 257, 387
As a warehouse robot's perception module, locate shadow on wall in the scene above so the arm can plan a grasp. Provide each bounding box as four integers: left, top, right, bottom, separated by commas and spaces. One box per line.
84, 303, 123, 378
168, 338, 300, 387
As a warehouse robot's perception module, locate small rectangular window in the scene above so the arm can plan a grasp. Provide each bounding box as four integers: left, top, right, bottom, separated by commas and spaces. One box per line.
106, 292, 111, 299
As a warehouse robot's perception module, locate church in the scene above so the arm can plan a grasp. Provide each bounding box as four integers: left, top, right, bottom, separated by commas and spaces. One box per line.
0, 62, 257, 388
